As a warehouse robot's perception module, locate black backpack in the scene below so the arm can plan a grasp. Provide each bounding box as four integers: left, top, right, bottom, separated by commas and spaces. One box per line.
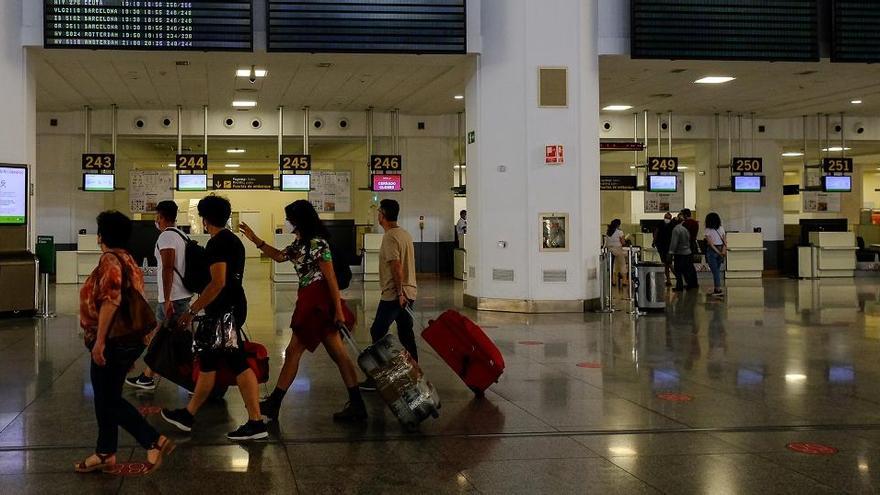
166, 228, 212, 294
329, 241, 352, 291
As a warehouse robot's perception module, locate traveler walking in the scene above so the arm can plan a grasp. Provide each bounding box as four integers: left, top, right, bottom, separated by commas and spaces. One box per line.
76, 211, 174, 474
238, 200, 366, 422
704, 212, 727, 297
126, 200, 192, 391
360, 199, 418, 391
160, 195, 267, 441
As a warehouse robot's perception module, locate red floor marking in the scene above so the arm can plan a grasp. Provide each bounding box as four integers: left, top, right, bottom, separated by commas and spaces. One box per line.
576, 362, 602, 368
656, 392, 693, 402
518, 341, 544, 346
137, 405, 162, 416
786, 442, 839, 455
106, 462, 151, 477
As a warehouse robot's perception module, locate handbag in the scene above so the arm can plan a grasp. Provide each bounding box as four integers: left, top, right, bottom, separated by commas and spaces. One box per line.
99, 252, 157, 345
193, 310, 240, 353
193, 328, 270, 387
144, 323, 196, 391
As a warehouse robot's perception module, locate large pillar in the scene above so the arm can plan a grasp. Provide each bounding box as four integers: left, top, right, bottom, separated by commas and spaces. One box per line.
464, 0, 601, 312
0, 0, 37, 249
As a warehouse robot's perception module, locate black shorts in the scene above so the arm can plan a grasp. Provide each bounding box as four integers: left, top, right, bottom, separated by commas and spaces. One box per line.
198, 347, 249, 375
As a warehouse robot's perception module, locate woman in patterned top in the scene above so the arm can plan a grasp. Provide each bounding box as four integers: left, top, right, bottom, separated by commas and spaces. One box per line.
76, 211, 174, 474
239, 200, 365, 422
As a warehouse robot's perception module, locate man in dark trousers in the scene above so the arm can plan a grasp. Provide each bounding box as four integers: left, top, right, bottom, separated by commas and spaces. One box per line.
680, 208, 700, 256
668, 216, 699, 292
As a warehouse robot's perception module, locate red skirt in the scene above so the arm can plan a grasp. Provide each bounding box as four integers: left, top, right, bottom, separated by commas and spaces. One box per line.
290, 279, 356, 352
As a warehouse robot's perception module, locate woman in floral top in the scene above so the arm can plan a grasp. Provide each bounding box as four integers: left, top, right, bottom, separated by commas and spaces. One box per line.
239, 200, 364, 422
76, 211, 174, 474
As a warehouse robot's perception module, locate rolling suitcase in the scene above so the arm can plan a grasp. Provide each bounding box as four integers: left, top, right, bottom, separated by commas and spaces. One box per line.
339, 324, 440, 431
420, 309, 505, 395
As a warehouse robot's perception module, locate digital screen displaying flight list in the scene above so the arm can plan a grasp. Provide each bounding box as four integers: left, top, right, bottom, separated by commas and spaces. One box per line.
44, 1, 253, 51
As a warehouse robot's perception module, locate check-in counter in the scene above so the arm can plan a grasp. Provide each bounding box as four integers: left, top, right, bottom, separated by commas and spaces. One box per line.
271, 234, 298, 283
725, 232, 765, 279
363, 233, 383, 282
806, 231, 857, 278
75, 234, 102, 283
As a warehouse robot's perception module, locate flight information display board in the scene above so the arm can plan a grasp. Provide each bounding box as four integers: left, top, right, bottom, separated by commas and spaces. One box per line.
631, 0, 819, 61
44, 1, 253, 51
267, 0, 466, 53
832, 1, 880, 62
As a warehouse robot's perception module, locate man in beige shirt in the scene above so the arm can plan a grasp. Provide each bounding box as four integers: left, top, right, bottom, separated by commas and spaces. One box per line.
360, 199, 418, 391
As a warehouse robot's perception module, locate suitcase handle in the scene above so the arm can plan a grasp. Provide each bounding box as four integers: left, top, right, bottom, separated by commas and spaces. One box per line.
337, 323, 361, 357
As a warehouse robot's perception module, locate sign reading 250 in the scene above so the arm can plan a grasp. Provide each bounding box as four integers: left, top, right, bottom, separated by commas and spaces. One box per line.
176, 154, 208, 171
82, 153, 115, 171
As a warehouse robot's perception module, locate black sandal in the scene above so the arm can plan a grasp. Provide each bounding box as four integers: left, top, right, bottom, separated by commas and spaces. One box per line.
74, 452, 115, 473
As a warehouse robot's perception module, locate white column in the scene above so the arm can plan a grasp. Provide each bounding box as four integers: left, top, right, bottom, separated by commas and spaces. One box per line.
465, 0, 601, 312
0, 0, 37, 249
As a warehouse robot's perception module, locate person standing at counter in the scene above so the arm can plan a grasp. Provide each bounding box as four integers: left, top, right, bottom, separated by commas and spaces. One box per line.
238, 200, 365, 423
669, 216, 699, 292
603, 219, 627, 287
704, 212, 727, 297
126, 200, 192, 391
653, 212, 675, 287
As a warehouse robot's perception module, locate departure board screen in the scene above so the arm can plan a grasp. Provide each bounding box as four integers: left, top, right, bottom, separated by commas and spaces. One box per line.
44, 1, 253, 51
267, 0, 466, 54
631, 0, 818, 62
832, 1, 880, 62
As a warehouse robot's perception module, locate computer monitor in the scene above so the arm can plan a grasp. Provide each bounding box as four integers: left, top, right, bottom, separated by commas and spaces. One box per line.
281, 174, 311, 192
647, 175, 676, 193
732, 175, 762, 192
177, 174, 208, 191
83, 173, 115, 192
0, 165, 27, 225
822, 175, 852, 193
372, 174, 402, 192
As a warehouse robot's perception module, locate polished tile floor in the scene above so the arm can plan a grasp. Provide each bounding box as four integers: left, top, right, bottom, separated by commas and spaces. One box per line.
2, 263, 880, 493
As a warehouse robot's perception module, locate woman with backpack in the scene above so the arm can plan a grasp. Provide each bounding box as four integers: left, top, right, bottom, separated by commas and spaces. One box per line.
238, 200, 365, 423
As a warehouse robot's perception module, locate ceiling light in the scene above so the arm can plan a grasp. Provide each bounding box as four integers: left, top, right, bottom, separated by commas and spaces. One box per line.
678, 166, 689, 170
603, 105, 633, 111
782, 152, 804, 157
236, 68, 267, 78
166, 163, 176, 168
695, 76, 735, 84
232, 100, 257, 108
822, 147, 851, 152
454, 95, 464, 100
851, 100, 863, 105
226, 148, 246, 154
225, 163, 240, 168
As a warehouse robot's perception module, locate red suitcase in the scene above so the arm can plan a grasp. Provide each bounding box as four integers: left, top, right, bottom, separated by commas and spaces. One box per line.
420, 309, 505, 395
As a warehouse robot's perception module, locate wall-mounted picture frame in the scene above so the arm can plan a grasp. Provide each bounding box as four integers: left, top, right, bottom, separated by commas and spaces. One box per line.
540, 213, 569, 252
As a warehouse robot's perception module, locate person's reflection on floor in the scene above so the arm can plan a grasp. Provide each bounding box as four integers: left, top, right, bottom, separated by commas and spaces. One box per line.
705, 299, 728, 379
667, 289, 700, 371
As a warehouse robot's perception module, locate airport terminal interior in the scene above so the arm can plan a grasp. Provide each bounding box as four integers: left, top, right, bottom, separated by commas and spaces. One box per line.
6, 0, 880, 493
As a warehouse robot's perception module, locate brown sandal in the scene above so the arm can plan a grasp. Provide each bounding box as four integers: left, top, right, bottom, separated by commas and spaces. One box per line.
144, 436, 176, 474
74, 453, 115, 473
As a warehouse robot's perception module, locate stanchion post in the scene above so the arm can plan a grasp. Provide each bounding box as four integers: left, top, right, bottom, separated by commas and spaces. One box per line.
39, 273, 55, 319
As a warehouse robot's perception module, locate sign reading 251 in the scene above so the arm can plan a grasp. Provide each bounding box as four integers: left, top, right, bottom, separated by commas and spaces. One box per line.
176, 154, 208, 171
822, 157, 853, 174
82, 153, 115, 171
370, 155, 403, 172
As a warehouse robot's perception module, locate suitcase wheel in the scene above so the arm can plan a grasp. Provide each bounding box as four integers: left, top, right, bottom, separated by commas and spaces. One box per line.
430, 409, 440, 419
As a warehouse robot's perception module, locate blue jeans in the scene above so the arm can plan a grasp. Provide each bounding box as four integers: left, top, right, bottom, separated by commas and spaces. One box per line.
706, 248, 724, 289
370, 299, 418, 361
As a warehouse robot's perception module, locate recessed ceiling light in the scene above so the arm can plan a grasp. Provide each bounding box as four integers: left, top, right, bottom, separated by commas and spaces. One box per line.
225, 163, 240, 168
166, 163, 176, 167
232, 100, 257, 108
454, 95, 464, 100
678, 166, 689, 170
851, 99, 863, 105
603, 105, 633, 111
226, 148, 246, 154
822, 146, 851, 152
695, 76, 735, 84
236, 68, 267, 78
782, 151, 804, 157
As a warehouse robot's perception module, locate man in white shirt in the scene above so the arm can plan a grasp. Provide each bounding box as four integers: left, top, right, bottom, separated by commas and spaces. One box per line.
455, 210, 467, 248
126, 200, 193, 390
